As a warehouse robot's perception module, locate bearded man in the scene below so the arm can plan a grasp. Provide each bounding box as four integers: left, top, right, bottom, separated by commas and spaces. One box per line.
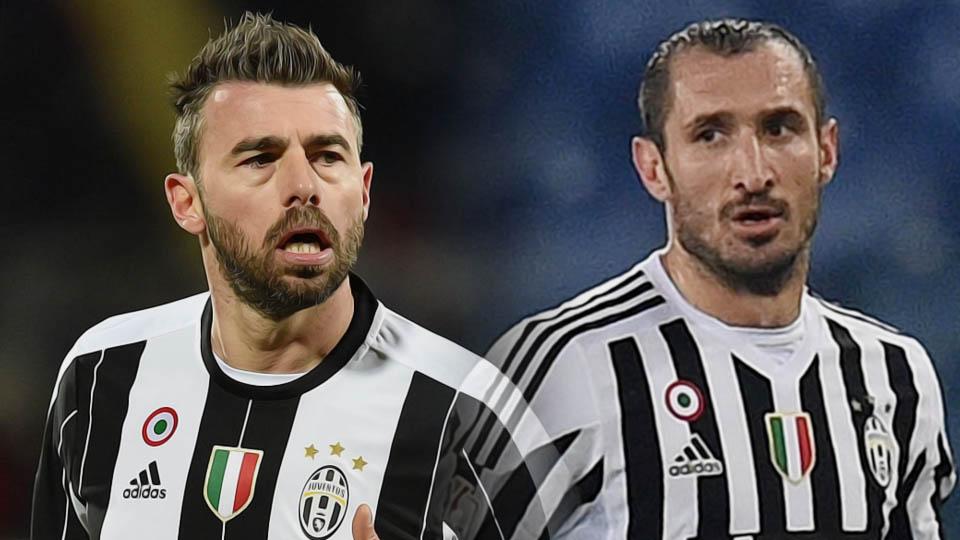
481, 18, 955, 539
32, 13, 555, 540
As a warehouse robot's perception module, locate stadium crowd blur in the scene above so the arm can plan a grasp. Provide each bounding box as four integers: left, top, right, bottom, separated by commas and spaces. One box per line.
2, 1, 958, 537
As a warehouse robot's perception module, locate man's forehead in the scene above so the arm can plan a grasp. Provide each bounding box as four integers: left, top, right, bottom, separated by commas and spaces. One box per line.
201, 81, 356, 145
667, 41, 814, 122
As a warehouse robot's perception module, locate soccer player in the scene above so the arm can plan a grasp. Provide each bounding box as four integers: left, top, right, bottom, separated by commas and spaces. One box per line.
31, 13, 554, 540
479, 19, 956, 539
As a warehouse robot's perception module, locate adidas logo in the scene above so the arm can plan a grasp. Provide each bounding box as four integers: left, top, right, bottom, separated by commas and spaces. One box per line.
122, 461, 167, 499
667, 434, 724, 478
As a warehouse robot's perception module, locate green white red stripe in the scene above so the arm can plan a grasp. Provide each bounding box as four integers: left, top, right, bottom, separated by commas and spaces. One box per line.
204, 446, 263, 521
765, 412, 815, 484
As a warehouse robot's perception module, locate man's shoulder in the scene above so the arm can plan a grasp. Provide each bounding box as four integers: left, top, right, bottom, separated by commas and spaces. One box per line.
487, 257, 669, 364
69, 292, 209, 359
810, 293, 935, 364
372, 305, 487, 390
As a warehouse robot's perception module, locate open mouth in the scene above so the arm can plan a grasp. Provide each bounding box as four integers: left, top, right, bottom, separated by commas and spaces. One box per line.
732, 206, 784, 224
277, 228, 332, 254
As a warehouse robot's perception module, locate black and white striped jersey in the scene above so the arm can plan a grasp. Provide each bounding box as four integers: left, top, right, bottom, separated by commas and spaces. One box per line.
481, 249, 955, 539
32, 275, 555, 540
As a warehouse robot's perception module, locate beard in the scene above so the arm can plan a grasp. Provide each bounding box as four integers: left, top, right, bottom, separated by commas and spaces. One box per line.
204, 205, 364, 321
668, 169, 821, 297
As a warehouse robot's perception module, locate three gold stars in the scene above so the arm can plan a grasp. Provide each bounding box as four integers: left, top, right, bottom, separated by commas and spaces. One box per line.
304, 441, 367, 471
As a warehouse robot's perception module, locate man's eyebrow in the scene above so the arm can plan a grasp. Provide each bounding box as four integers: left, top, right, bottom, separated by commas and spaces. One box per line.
684, 112, 735, 131
761, 107, 807, 124
230, 135, 289, 155
303, 133, 352, 154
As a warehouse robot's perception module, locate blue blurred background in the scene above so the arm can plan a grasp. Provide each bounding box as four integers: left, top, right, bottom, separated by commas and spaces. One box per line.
1, 0, 957, 537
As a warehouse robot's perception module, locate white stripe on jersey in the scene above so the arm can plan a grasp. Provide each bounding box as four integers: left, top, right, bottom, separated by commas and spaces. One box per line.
632, 327, 697, 540
100, 325, 211, 539
768, 364, 814, 532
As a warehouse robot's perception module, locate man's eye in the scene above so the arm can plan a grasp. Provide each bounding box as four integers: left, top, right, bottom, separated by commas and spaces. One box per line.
243, 154, 275, 169
315, 151, 343, 164
696, 129, 720, 143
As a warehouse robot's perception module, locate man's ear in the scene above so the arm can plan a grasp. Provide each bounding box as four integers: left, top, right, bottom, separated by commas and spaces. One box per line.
164, 173, 206, 235
360, 162, 373, 221
632, 136, 671, 202
818, 117, 839, 187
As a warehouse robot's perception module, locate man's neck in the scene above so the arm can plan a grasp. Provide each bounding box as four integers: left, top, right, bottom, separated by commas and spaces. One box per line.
660, 243, 807, 328
208, 279, 355, 374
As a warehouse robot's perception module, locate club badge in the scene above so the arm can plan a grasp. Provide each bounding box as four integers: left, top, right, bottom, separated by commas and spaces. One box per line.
766, 412, 816, 484
203, 446, 264, 521
864, 414, 894, 488
142, 407, 178, 446
665, 380, 706, 422
299, 466, 350, 539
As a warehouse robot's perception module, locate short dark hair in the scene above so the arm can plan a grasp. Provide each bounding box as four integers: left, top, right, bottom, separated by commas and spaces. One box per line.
639, 18, 826, 152
169, 12, 362, 180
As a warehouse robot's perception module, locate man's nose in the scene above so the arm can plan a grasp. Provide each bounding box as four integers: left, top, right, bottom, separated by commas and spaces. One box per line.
279, 149, 322, 207
730, 134, 775, 193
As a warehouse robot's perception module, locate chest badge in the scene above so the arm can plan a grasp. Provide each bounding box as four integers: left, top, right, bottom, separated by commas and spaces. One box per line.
300, 465, 350, 539
765, 412, 816, 484
864, 414, 894, 488
203, 446, 264, 521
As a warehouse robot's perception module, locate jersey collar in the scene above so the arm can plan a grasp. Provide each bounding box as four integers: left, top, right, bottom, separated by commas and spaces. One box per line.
199, 273, 379, 400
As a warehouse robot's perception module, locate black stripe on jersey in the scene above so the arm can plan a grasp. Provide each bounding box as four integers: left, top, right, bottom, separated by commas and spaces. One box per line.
476, 432, 558, 540
884, 341, 920, 539
376, 372, 457, 540
541, 457, 604, 540
76, 341, 145, 537
470, 277, 657, 458
32, 352, 95, 540
826, 319, 883, 533
733, 356, 783, 535
482, 294, 666, 468
198, 273, 377, 400
226, 398, 301, 539
610, 337, 663, 540
178, 379, 255, 539
799, 355, 843, 537
660, 320, 728, 536
53, 350, 100, 500
932, 433, 951, 538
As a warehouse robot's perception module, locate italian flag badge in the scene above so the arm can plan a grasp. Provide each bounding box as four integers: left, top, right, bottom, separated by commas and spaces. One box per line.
765, 412, 815, 484
204, 446, 264, 521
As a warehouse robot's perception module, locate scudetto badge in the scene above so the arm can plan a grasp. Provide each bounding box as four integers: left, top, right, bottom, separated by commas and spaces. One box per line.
300, 466, 350, 539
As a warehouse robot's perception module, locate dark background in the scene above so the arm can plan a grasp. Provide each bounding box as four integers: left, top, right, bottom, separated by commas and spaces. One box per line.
2, 1, 958, 537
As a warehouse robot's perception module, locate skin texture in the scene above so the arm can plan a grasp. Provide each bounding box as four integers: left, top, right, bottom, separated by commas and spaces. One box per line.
164, 81, 373, 374
632, 41, 839, 327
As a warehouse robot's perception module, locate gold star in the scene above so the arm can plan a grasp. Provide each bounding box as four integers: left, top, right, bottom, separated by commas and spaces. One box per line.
352, 455, 368, 471
329, 442, 345, 457
304, 444, 319, 459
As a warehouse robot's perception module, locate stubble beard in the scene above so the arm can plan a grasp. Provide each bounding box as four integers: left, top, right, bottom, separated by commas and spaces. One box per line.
205, 206, 364, 321
669, 171, 821, 297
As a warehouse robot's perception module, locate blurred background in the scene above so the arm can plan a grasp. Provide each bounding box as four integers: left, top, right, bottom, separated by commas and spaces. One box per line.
2, 0, 958, 536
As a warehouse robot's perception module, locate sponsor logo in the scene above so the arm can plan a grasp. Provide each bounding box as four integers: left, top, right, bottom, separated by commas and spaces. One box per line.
123, 460, 166, 499
142, 407, 178, 447
665, 380, 706, 422
667, 433, 723, 478
766, 412, 816, 484
864, 414, 894, 488
299, 466, 350, 540
203, 446, 264, 522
